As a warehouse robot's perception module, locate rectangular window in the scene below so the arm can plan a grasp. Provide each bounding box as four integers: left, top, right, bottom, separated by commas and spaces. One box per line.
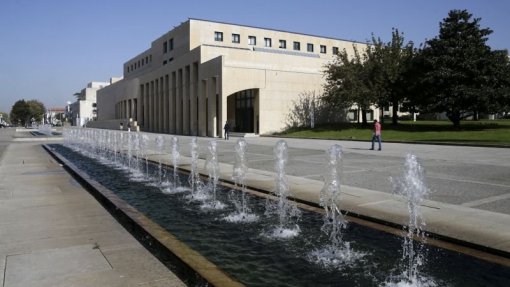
293, 41, 300, 51
163, 42, 168, 53
320, 45, 326, 53
279, 39, 286, 49
169, 38, 174, 50
307, 43, 314, 52
264, 37, 272, 47
248, 36, 256, 45
332, 47, 339, 55
214, 31, 223, 42
232, 33, 240, 43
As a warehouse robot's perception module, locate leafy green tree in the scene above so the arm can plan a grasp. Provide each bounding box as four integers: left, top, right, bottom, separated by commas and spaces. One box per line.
415, 9, 508, 127
324, 30, 415, 126
27, 100, 46, 122
10, 99, 46, 126
479, 49, 510, 118
323, 45, 375, 125
10, 100, 31, 126
368, 29, 415, 125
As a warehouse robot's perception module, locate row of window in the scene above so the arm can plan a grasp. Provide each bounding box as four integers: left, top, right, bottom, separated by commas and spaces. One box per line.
127, 55, 152, 73
214, 31, 339, 54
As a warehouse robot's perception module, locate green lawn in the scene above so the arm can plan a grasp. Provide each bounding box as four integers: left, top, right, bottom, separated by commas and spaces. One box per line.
275, 120, 510, 147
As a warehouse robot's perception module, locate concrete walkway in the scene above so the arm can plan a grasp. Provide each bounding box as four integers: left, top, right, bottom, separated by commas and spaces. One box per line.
0, 128, 185, 287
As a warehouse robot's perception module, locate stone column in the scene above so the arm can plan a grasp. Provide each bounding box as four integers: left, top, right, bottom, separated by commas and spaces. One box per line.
176, 69, 183, 134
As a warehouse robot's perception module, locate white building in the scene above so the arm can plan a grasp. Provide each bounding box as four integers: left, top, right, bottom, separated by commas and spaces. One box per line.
93, 19, 368, 136
69, 80, 115, 126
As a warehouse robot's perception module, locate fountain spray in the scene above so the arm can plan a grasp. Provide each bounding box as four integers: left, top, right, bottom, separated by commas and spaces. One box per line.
388, 153, 433, 286
225, 139, 258, 222
265, 140, 300, 238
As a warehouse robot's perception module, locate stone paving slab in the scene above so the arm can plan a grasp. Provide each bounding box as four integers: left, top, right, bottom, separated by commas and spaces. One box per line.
4, 244, 112, 287
0, 130, 186, 287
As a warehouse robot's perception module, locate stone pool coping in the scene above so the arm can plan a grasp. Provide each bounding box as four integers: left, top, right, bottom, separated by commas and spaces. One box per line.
146, 152, 510, 260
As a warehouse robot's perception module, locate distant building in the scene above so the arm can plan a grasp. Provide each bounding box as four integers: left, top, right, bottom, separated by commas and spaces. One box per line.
93, 18, 367, 136
69, 81, 111, 126
45, 107, 66, 126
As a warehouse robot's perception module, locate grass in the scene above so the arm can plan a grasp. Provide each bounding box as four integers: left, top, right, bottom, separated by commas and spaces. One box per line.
274, 119, 510, 147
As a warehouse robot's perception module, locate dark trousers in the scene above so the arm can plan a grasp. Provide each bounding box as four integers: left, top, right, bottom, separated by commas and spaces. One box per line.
371, 134, 382, 150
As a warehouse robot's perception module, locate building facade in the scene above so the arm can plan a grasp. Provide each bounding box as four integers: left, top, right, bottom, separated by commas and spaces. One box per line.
95, 19, 366, 136
70, 81, 114, 126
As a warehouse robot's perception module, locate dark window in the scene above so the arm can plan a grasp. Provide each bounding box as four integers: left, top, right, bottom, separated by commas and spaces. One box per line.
214, 31, 223, 42
320, 45, 326, 53
293, 41, 300, 51
279, 40, 286, 49
232, 33, 240, 43
248, 36, 256, 45
264, 38, 272, 47
163, 42, 168, 53
169, 38, 174, 50
332, 47, 339, 54
307, 43, 313, 52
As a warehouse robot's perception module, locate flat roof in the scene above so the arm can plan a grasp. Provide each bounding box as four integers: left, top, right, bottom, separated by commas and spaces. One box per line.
188, 18, 368, 45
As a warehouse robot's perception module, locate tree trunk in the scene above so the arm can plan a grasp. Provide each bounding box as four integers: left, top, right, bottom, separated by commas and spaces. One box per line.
392, 99, 399, 125
361, 108, 368, 125
448, 110, 461, 128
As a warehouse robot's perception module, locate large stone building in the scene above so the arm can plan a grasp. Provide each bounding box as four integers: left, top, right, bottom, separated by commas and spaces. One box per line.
95, 18, 366, 136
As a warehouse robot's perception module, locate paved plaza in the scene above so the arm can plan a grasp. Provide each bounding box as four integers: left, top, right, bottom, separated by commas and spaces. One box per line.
1, 127, 510, 286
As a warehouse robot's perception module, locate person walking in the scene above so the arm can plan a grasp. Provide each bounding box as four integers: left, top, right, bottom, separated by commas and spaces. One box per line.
223, 121, 231, 140
370, 119, 382, 151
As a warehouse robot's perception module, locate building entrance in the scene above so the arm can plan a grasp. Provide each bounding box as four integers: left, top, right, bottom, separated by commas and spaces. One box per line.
228, 89, 256, 133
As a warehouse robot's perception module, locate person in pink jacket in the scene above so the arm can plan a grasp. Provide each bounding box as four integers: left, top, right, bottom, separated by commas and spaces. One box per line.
370, 119, 382, 151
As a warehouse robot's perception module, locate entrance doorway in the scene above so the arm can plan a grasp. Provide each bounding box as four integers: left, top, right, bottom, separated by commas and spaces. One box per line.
227, 89, 257, 133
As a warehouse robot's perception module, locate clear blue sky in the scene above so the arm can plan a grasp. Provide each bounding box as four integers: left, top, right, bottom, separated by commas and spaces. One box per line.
1, 0, 509, 114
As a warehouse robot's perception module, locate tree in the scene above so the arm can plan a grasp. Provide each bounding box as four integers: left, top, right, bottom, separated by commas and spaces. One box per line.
323, 30, 415, 126
10, 99, 46, 126
368, 29, 415, 125
27, 100, 46, 122
415, 9, 508, 127
10, 100, 30, 126
323, 45, 375, 125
